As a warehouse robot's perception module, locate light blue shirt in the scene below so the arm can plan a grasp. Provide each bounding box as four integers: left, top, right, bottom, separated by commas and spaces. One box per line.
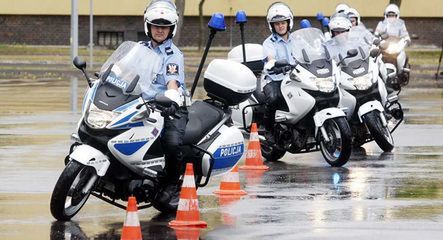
263, 33, 296, 81
140, 39, 186, 99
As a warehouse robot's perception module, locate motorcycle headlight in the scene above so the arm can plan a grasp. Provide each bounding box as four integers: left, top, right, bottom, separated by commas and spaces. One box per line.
86, 103, 119, 129
315, 77, 336, 93
351, 72, 373, 90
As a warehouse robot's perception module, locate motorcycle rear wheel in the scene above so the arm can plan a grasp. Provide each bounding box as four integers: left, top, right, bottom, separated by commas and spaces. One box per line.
319, 117, 352, 167
364, 111, 394, 152
50, 161, 97, 221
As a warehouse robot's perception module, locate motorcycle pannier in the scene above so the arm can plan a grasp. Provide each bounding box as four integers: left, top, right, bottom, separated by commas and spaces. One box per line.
204, 59, 256, 105
227, 44, 265, 75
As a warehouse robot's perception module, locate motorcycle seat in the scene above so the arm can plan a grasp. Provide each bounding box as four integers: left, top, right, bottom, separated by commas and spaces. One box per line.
183, 101, 224, 145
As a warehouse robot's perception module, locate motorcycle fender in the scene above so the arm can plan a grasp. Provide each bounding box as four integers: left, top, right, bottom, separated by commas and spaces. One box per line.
357, 100, 384, 123
69, 145, 110, 177
313, 108, 346, 137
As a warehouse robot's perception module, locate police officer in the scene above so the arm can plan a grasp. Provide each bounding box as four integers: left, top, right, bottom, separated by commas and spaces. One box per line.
375, 3, 410, 44
262, 1, 297, 144
141, 0, 188, 211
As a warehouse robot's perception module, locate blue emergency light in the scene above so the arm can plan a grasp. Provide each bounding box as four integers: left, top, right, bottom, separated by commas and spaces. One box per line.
235, 10, 247, 24
208, 13, 226, 31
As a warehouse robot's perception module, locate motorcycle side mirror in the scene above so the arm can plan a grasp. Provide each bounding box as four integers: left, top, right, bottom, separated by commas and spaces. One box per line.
370, 48, 381, 58
125, 75, 139, 94
373, 38, 381, 46
347, 49, 358, 58
275, 59, 289, 68
73, 56, 86, 70
155, 95, 173, 108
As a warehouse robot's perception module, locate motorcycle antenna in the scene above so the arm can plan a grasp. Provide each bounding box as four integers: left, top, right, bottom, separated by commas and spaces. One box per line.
190, 13, 226, 98
235, 10, 248, 63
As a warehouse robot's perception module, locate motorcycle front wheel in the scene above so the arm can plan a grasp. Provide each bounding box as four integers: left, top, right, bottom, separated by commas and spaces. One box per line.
364, 111, 394, 152
319, 117, 352, 167
50, 161, 97, 221
260, 140, 286, 162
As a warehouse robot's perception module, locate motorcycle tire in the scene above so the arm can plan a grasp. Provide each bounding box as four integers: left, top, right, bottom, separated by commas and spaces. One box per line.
50, 161, 97, 221
260, 139, 286, 162
319, 117, 352, 167
363, 111, 394, 152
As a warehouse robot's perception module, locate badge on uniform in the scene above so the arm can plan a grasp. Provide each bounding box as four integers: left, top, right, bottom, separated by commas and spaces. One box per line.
166, 63, 179, 76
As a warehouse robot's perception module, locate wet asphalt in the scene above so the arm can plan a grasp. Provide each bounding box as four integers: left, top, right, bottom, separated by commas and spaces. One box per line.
0, 79, 442, 239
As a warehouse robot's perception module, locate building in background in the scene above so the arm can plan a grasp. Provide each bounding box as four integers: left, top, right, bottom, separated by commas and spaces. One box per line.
0, 0, 442, 47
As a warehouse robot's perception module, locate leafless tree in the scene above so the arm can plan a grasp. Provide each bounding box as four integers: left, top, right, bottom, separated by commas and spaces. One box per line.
389, 0, 402, 7
198, 0, 206, 51
175, 0, 185, 46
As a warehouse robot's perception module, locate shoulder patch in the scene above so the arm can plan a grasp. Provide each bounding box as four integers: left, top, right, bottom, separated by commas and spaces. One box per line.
166, 63, 179, 75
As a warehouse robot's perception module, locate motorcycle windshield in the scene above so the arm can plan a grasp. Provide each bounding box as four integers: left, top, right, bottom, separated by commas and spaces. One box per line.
290, 28, 334, 78
325, 31, 371, 63
382, 19, 406, 37
348, 26, 375, 47
100, 41, 162, 96
290, 28, 327, 64
325, 30, 372, 77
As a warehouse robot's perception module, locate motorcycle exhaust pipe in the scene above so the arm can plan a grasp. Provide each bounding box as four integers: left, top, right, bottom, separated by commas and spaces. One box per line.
387, 94, 399, 103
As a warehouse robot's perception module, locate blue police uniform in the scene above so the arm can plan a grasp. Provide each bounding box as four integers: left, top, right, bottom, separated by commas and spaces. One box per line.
140, 38, 188, 187
263, 33, 296, 82
262, 33, 296, 136
140, 39, 186, 100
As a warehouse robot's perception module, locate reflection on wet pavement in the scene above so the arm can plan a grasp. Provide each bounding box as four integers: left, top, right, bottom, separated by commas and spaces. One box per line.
0, 74, 442, 239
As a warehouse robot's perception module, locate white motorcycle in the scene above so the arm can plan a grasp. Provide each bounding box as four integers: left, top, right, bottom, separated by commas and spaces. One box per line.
50, 18, 257, 220
377, 20, 411, 90
230, 28, 352, 167
327, 27, 404, 152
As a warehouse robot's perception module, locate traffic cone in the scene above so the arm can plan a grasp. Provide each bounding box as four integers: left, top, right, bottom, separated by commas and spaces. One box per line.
121, 196, 142, 240
174, 227, 201, 240
214, 165, 247, 196
169, 163, 207, 228
239, 123, 269, 170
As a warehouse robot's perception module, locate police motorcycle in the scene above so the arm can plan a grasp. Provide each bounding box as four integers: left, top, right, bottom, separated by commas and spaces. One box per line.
50, 14, 255, 221
327, 26, 404, 152
377, 21, 411, 89
230, 27, 352, 167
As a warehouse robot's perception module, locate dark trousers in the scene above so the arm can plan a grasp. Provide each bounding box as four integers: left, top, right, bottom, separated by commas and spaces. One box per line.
160, 107, 188, 184
263, 80, 284, 132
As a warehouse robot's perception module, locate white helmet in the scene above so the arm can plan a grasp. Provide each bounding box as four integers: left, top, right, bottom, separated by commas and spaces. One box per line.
266, 2, 294, 34
335, 3, 350, 14
144, 0, 179, 39
347, 8, 361, 26
329, 14, 352, 36
384, 4, 400, 19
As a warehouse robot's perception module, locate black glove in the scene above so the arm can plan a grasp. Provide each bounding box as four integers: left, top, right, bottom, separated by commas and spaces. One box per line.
270, 65, 292, 75
160, 102, 179, 117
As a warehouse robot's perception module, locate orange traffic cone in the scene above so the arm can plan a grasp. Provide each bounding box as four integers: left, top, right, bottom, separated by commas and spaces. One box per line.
174, 227, 201, 240
169, 163, 207, 228
214, 165, 247, 196
121, 196, 142, 240
239, 123, 269, 170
